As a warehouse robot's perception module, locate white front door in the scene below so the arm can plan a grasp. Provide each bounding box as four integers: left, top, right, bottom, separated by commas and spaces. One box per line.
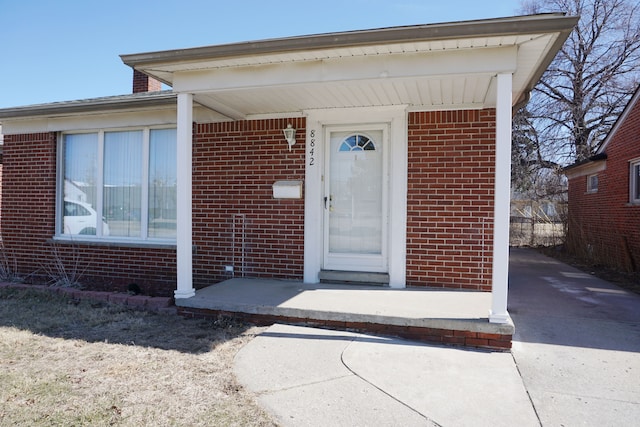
323, 125, 388, 272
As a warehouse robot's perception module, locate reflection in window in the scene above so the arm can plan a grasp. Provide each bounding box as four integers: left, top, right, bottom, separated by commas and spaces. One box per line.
587, 174, 598, 193
63, 133, 98, 235
339, 134, 376, 152
149, 129, 177, 238
104, 131, 143, 238
64, 201, 91, 217
632, 161, 640, 203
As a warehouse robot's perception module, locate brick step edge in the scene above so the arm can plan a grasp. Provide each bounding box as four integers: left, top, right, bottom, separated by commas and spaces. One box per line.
0, 282, 176, 314
178, 306, 513, 351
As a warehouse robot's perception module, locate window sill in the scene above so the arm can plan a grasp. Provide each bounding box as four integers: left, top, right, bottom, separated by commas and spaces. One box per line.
49, 236, 177, 250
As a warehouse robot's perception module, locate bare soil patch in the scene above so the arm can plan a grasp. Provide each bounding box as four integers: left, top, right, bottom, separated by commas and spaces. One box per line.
0, 287, 276, 426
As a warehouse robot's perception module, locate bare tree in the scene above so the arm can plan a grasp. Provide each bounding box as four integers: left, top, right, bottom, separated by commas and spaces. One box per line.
512, 106, 552, 194
520, 0, 640, 163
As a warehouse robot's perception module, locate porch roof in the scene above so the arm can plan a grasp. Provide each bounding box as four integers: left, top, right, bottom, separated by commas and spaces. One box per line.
121, 13, 578, 120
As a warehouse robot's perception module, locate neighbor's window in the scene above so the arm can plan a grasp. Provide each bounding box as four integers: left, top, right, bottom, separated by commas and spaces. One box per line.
61, 128, 176, 240
631, 160, 640, 204
587, 174, 598, 193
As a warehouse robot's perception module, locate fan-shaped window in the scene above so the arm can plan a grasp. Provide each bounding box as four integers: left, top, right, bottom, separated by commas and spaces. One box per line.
338, 134, 376, 152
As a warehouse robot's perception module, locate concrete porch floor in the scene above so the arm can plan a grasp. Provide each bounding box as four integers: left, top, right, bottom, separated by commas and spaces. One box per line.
176, 278, 514, 350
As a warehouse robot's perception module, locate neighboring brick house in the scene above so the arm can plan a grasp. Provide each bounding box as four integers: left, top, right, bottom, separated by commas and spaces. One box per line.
0, 14, 577, 325
564, 85, 640, 272
0, 125, 3, 237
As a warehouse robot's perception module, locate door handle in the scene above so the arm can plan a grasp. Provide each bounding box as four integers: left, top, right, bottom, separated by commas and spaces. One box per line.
324, 195, 333, 209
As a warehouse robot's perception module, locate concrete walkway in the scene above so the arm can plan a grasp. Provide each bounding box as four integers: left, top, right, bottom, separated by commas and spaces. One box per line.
234, 248, 640, 426
235, 324, 536, 426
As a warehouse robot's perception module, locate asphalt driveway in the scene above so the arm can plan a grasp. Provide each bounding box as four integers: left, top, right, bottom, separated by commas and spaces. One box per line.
509, 247, 640, 426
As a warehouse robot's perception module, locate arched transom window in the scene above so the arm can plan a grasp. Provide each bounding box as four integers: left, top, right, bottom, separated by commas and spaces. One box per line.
338, 134, 376, 152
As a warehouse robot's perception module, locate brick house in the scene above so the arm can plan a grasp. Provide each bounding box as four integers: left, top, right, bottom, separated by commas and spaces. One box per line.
0, 14, 576, 324
564, 85, 640, 272
0, 125, 3, 236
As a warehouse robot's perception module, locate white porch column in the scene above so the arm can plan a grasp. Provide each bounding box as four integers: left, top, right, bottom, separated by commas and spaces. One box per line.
489, 73, 512, 323
175, 92, 195, 299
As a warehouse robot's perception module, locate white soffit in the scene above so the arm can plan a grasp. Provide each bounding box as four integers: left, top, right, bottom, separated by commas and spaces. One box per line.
157, 35, 549, 118
173, 43, 521, 117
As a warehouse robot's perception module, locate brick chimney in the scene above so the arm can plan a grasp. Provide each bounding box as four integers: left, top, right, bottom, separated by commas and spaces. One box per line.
132, 69, 162, 93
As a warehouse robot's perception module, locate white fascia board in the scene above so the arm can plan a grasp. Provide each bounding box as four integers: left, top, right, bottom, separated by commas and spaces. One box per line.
303, 105, 408, 122
564, 160, 607, 179
246, 111, 307, 120
1, 105, 226, 134
1, 108, 177, 134
172, 46, 518, 94
405, 101, 490, 112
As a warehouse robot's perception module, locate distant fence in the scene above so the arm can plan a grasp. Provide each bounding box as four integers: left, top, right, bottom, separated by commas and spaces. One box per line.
509, 216, 565, 247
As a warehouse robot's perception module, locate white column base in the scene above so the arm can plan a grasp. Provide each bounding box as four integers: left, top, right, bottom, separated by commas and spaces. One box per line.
174, 288, 196, 299
488, 310, 510, 324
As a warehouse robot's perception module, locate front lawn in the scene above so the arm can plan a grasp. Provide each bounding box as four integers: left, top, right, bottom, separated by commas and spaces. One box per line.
0, 287, 275, 426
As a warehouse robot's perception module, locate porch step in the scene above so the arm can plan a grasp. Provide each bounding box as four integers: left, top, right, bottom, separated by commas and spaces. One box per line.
175, 278, 514, 351
319, 270, 389, 285
178, 306, 513, 351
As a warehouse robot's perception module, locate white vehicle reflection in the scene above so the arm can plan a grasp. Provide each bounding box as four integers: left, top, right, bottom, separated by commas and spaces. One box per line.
63, 200, 110, 236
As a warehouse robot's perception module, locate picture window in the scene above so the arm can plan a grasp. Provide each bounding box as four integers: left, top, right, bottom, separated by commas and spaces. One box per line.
60, 128, 177, 240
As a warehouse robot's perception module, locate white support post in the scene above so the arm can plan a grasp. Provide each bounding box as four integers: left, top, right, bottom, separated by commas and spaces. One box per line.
489, 73, 512, 323
175, 93, 195, 299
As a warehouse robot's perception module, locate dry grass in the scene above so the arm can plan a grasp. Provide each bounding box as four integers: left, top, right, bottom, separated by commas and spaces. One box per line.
0, 287, 276, 426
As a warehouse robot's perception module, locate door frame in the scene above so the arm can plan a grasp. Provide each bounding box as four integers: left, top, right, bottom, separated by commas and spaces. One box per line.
303, 106, 408, 287
323, 124, 389, 272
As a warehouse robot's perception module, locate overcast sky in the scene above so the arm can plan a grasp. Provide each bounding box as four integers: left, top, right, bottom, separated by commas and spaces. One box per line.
0, 0, 524, 108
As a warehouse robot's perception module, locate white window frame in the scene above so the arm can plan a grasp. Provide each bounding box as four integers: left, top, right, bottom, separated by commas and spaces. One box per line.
587, 173, 598, 193
631, 158, 640, 204
56, 126, 176, 244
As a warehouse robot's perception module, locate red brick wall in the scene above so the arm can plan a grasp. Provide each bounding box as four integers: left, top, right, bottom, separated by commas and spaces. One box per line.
2, 111, 498, 294
0, 119, 306, 295
1, 132, 177, 296
566, 98, 640, 272
2, 132, 57, 247
406, 110, 496, 291
192, 118, 306, 286
0, 162, 3, 236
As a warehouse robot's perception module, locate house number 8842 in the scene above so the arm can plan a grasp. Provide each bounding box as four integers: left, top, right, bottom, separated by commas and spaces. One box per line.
309, 129, 316, 166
